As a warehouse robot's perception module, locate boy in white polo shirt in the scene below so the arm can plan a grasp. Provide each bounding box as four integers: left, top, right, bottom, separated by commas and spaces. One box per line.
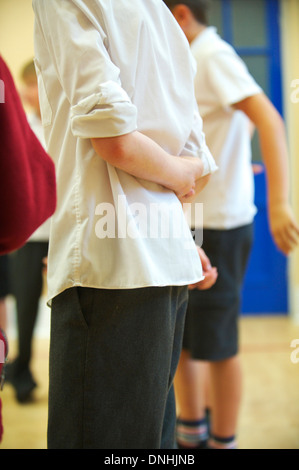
163, 0, 299, 449
32, 0, 217, 449
7, 60, 50, 403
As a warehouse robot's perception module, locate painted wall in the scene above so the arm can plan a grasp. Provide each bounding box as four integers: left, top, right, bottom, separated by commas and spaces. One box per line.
280, 0, 299, 323
0, 0, 35, 86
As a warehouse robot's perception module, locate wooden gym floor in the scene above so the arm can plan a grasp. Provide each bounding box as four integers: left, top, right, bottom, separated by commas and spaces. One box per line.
0, 297, 299, 449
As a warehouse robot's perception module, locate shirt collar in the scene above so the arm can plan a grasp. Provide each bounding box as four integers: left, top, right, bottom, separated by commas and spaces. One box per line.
190, 26, 218, 51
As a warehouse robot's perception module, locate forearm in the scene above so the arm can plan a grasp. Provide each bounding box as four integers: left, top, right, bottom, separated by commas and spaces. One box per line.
234, 93, 299, 254
181, 174, 211, 206
258, 112, 290, 206
91, 131, 204, 198
195, 173, 211, 195
234, 94, 290, 205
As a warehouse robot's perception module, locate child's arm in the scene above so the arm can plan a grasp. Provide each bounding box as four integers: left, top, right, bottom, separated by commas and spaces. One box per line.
189, 246, 218, 291
91, 131, 205, 201
233, 93, 299, 255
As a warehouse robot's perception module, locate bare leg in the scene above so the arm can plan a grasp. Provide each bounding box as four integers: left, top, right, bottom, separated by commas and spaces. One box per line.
209, 355, 242, 440
174, 350, 210, 448
174, 349, 209, 420
174, 351, 242, 448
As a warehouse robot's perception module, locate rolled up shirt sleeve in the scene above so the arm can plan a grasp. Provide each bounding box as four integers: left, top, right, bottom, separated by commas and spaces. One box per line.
70, 80, 138, 138
33, 0, 138, 139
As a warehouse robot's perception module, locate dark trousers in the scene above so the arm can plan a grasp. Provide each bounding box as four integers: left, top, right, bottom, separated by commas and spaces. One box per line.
48, 285, 188, 449
10, 241, 49, 371
0, 254, 10, 299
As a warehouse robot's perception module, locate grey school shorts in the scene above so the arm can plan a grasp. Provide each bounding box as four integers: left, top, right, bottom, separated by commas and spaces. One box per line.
183, 223, 254, 361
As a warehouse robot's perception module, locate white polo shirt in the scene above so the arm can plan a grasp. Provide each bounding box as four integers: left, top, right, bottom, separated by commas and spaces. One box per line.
32, 0, 217, 302
190, 27, 262, 230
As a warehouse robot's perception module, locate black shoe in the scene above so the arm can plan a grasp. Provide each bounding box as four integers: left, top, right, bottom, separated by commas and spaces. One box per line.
5, 361, 37, 403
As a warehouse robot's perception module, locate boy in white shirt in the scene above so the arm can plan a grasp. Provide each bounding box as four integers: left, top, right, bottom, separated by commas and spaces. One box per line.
163, 0, 299, 449
32, 0, 217, 449
7, 60, 50, 403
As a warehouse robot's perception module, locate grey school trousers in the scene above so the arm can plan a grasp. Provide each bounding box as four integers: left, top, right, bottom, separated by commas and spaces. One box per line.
47, 285, 188, 449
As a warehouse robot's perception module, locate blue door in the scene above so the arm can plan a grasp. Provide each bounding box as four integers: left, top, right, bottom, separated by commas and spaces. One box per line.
208, 0, 288, 314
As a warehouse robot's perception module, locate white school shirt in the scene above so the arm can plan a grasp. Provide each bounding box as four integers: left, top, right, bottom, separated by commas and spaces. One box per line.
190, 27, 262, 230
32, 0, 217, 302
27, 112, 51, 242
